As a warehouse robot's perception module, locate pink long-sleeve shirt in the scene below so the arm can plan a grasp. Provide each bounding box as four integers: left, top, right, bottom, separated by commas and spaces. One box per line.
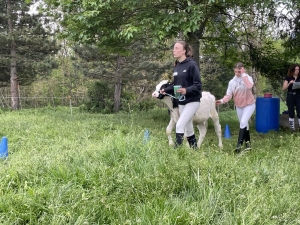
220, 73, 255, 107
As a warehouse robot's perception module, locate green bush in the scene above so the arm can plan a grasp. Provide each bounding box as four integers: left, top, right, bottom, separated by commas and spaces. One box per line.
83, 82, 156, 113
120, 97, 156, 112
83, 81, 114, 113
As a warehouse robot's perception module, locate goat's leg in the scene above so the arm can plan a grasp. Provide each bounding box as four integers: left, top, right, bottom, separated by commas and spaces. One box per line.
210, 114, 223, 148
166, 119, 176, 146
196, 121, 208, 148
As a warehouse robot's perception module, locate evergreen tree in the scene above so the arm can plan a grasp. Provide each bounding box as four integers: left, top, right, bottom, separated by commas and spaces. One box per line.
0, 0, 59, 109
73, 42, 172, 112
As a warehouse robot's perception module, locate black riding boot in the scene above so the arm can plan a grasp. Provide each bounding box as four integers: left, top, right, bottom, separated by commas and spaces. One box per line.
187, 134, 197, 149
175, 133, 184, 148
244, 129, 252, 151
235, 127, 247, 153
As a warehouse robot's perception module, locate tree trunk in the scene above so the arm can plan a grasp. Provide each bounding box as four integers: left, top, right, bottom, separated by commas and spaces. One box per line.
188, 33, 200, 67
7, 0, 19, 110
10, 48, 18, 110
251, 67, 258, 97
248, 4, 260, 98
113, 55, 123, 112
187, 16, 208, 67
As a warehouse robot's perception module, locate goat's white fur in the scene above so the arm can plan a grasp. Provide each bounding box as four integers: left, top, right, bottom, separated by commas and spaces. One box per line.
152, 80, 223, 148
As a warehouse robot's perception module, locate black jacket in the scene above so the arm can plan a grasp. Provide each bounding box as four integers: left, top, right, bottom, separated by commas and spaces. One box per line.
164, 57, 202, 105
285, 76, 300, 94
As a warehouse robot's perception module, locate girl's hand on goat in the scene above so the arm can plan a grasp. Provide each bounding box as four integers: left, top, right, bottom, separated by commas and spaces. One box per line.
215, 100, 222, 105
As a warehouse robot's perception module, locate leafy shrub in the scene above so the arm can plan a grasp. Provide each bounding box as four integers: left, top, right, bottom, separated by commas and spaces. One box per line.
120, 96, 156, 112
83, 81, 114, 113
83, 82, 156, 113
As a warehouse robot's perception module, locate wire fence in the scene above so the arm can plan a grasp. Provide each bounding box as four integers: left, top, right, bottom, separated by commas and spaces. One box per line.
0, 96, 87, 109
0, 85, 87, 109
0, 87, 234, 112
0, 95, 235, 112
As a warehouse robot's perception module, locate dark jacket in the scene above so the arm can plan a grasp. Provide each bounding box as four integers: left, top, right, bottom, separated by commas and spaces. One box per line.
164, 57, 202, 105
285, 76, 300, 94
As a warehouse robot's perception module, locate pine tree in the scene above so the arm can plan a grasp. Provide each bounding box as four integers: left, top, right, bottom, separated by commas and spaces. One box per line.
0, 0, 59, 109
73, 42, 172, 112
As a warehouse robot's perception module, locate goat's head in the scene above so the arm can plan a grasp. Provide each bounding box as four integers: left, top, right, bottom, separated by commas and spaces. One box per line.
151, 80, 173, 99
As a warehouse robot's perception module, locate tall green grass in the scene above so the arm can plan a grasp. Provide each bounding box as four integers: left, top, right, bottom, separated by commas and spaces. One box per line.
0, 107, 299, 224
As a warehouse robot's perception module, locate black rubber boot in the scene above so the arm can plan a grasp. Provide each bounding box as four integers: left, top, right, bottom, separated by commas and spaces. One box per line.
175, 133, 184, 148
244, 129, 252, 151
187, 134, 197, 149
234, 127, 246, 153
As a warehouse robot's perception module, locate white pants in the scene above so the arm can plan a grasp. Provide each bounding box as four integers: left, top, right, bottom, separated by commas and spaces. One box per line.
176, 102, 200, 136
236, 103, 256, 129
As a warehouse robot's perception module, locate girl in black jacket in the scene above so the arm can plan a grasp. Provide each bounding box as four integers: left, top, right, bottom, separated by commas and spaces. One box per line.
160, 40, 202, 148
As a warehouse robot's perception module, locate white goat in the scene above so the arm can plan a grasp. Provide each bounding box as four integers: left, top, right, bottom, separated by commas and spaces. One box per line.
152, 80, 223, 148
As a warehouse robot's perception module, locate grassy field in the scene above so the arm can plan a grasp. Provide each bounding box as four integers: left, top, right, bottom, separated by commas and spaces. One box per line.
0, 106, 299, 225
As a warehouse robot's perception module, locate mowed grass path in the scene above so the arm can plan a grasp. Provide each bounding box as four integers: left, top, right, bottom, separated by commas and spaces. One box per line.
0, 107, 299, 224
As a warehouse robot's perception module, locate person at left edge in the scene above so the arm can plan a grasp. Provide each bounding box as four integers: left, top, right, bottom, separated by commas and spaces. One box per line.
160, 40, 202, 148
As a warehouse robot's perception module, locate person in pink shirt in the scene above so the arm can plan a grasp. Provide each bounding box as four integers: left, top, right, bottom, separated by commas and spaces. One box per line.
216, 62, 256, 153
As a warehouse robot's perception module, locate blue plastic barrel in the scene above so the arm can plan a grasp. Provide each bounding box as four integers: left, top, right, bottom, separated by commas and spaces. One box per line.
255, 97, 280, 133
